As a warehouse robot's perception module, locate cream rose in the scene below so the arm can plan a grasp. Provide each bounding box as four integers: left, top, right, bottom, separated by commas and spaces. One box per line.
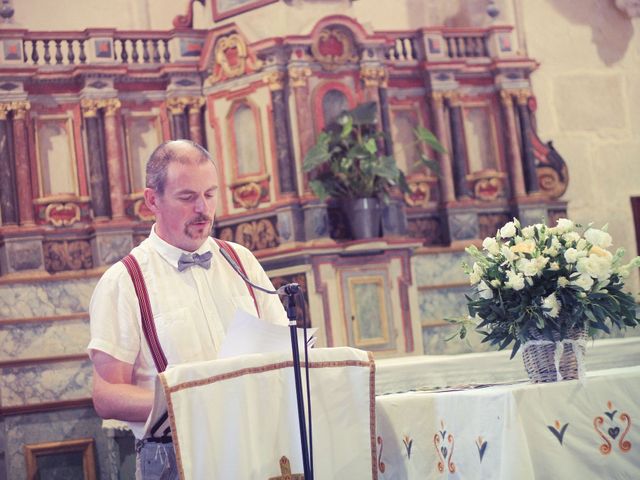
500, 222, 517, 238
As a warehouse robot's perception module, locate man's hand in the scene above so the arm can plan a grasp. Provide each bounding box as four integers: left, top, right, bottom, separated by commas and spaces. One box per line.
91, 350, 154, 422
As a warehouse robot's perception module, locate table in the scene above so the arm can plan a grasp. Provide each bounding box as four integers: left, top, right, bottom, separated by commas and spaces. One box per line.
375, 366, 639, 479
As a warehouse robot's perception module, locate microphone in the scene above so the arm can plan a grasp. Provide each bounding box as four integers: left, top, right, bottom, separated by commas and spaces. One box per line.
218, 245, 300, 296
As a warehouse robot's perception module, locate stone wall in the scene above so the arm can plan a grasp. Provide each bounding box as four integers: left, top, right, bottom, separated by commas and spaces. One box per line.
522, 0, 640, 294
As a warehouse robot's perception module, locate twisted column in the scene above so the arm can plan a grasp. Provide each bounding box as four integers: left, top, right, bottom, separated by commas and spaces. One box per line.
500, 90, 526, 198
103, 99, 126, 219
430, 92, 455, 203
12, 102, 35, 225
264, 71, 297, 195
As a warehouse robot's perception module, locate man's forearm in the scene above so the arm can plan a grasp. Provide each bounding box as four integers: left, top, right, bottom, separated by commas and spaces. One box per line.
92, 373, 154, 422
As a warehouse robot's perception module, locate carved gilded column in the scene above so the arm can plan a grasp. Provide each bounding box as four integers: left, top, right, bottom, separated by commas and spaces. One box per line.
187, 97, 205, 146
361, 66, 393, 155
0, 105, 17, 225
289, 66, 314, 167
446, 92, 471, 199
103, 99, 126, 219
516, 89, 539, 194
430, 92, 456, 204
81, 99, 110, 219
500, 90, 526, 198
264, 71, 297, 195
12, 101, 35, 225
166, 97, 189, 140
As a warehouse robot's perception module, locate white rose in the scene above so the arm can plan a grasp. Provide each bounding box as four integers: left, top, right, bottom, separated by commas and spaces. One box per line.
564, 248, 585, 263
571, 273, 594, 291
542, 292, 561, 318
543, 246, 559, 257
555, 218, 574, 233
478, 281, 493, 299
469, 262, 484, 285
500, 222, 517, 238
501, 244, 517, 262
490, 279, 502, 288
517, 258, 540, 277
576, 239, 588, 251
505, 270, 525, 290
549, 262, 560, 271
557, 277, 570, 287
577, 256, 611, 282
584, 228, 613, 248
522, 226, 535, 239
563, 232, 581, 244
535, 256, 550, 270
482, 237, 501, 255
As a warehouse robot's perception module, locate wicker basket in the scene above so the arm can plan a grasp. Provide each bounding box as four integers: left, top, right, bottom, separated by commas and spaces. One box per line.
521, 326, 587, 383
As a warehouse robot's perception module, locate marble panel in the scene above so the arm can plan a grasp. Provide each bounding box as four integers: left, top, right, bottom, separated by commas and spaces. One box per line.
418, 286, 469, 325
413, 251, 470, 287
422, 324, 495, 355
0, 278, 96, 319
0, 317, 90, 360
0, 360, 91, 407
4, 407, 112, 480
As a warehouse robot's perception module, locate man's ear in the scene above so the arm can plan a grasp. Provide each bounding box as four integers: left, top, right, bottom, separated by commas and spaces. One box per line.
143, 187, 160, 213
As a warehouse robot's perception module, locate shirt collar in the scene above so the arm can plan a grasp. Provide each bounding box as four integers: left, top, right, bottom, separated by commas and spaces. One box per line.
148, 225, 213, 270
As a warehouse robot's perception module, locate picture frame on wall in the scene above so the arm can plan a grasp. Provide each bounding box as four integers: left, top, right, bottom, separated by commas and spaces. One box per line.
24, 438, 97, 480
212, 0, 278, 21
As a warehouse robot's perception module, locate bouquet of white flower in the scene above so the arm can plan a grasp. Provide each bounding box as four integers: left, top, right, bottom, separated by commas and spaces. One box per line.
458, 218, 640, 359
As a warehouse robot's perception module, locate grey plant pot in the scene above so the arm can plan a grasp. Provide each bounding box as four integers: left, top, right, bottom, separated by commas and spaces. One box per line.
343, 197, 382, 239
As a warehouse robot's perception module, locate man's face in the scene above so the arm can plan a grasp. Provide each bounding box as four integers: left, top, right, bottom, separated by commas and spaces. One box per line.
145, 155, 219, 252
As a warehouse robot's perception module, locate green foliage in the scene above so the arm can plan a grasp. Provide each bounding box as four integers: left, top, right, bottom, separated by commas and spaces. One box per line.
302, 102, 444, 202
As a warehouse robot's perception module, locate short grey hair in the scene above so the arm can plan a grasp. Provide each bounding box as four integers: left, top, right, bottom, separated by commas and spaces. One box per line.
145, 140, 214, 195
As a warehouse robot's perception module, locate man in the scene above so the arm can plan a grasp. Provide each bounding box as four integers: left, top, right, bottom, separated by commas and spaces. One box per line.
88, 140, 288, 479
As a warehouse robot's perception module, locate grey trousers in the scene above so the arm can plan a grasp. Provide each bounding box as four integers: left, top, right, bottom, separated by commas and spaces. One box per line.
135, 440, 178, 480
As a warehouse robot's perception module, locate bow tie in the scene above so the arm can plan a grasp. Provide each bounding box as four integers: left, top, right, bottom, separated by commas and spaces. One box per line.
177, 251, 213, 272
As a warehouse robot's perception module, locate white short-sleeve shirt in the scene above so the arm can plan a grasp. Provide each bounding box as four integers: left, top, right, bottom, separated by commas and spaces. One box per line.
88, 226, 288, 437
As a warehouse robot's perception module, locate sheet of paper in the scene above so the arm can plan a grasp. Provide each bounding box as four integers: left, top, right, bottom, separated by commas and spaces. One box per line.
217, 309, 318, 359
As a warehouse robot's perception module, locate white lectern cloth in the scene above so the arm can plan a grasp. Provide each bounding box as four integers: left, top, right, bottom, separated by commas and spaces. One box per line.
155, 347, 376, 479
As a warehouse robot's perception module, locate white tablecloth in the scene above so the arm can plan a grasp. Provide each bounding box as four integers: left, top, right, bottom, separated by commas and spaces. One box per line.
375, 366, 640, 479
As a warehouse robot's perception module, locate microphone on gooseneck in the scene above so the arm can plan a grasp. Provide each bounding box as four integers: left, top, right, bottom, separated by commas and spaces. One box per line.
218, 245, 300, 296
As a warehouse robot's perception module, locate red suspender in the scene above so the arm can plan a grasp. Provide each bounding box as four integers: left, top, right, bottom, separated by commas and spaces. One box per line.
214, 239, 260, 318
121, 254, 168, 373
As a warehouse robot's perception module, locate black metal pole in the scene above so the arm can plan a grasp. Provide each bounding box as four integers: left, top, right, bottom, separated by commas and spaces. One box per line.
286, 292, 313, 479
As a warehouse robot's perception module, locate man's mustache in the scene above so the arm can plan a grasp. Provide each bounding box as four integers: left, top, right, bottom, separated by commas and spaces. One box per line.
187, 215, 212, 225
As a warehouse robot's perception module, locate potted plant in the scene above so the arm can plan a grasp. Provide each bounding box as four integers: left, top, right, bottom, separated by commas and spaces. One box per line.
302, 101, 443, 239
450, 217, 640, 382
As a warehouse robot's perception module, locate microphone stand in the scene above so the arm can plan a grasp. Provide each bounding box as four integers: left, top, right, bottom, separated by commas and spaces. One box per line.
284, 287, 313, 480
217, 246, 313, 479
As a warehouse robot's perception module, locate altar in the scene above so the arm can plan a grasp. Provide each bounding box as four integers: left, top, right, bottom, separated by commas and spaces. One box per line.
374, 366, 639, 479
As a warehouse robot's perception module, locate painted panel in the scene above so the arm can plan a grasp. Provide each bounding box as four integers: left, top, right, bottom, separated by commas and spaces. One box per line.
124, 113, 162, 193
233, 104, 261, 176
463, 105, 498, 172
390, 107, 421, 174
35, 116, 78, 196
342, 271, 394, 350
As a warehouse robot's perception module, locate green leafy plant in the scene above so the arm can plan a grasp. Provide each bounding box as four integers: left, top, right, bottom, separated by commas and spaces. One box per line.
302, 102, 444, 202
448, 218, 640, 357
